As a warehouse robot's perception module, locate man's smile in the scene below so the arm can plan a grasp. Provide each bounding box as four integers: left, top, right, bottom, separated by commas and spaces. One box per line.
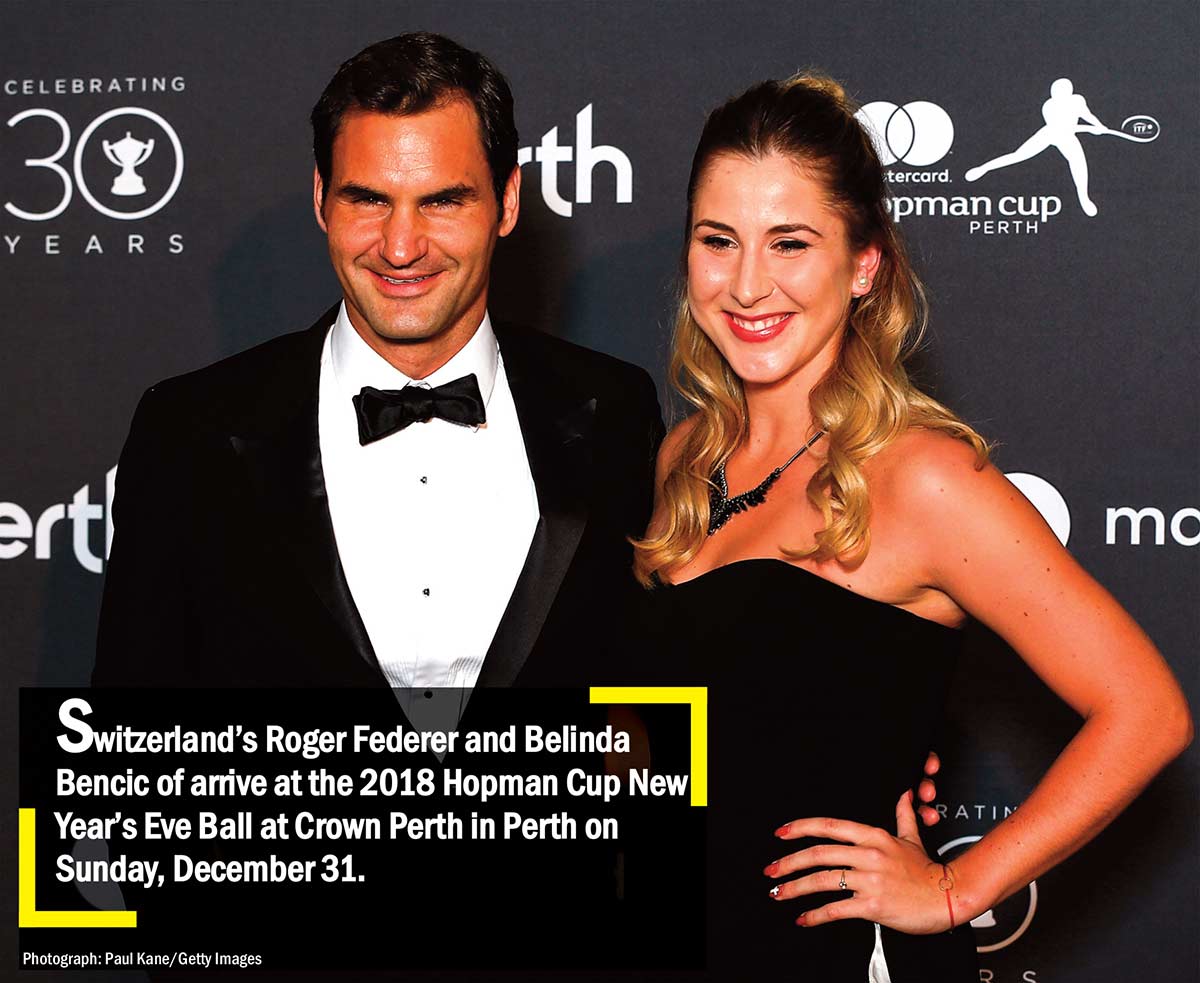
380, 273, 436, 284
366, 268, 446, 296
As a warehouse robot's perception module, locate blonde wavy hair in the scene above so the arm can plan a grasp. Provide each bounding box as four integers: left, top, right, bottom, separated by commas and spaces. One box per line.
633, 73, 989, 586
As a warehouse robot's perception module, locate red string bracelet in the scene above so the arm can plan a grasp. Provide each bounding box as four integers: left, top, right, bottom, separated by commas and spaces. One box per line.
937, 864, 956, 929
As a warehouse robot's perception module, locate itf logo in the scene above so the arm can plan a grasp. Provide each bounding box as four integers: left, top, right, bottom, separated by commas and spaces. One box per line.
856, 101, 954, 167
517, 104, 633, 217
965, 78, 1159, 216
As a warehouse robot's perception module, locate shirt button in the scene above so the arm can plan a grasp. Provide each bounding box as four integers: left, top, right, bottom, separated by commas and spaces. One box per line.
422, 588, 430, 596
423, 690, 433, 699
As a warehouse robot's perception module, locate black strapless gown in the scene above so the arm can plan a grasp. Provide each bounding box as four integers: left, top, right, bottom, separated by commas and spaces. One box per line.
634, 558, 978, 982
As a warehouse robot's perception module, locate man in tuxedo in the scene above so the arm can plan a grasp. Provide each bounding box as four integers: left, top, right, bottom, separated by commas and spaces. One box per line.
93, 32, 663, 691
88, 36, 670, 970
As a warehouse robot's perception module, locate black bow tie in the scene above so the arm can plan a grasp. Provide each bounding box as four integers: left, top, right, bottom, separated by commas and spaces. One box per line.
352, 375, 486, 445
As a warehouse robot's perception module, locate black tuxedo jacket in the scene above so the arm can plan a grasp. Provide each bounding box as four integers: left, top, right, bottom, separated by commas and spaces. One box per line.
93, 305, 664, 689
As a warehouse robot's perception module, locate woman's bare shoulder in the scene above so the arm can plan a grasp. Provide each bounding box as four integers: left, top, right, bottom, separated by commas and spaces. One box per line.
869, 428, 992, 509
866, 428, 1018, 556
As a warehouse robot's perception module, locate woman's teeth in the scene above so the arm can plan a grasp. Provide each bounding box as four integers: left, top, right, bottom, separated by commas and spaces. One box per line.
731, 313, 789, 331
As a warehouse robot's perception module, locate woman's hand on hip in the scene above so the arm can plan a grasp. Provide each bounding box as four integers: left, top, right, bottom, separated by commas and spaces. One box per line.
765, 790, 957, 935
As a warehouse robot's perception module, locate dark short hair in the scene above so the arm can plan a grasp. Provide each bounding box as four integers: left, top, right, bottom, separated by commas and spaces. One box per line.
311, 32, 518, 208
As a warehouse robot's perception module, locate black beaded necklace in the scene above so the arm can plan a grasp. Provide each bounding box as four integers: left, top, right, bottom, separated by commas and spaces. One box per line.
707, 430, 825, 535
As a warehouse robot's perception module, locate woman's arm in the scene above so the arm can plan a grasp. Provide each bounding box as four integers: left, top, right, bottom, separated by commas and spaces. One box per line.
911, 435, 1191, 918
770, 432, 1192, 932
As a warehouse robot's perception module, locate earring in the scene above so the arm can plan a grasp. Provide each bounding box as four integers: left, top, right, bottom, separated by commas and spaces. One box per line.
857, 274, 869, 287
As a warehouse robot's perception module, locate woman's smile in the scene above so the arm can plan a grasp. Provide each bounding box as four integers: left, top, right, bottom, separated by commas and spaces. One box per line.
724, 311, 794, 342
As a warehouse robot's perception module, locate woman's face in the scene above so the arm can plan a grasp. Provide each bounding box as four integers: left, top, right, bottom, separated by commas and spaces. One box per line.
686, 152, 878, 390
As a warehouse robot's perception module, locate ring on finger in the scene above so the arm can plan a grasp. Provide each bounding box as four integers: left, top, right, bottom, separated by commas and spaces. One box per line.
838, 869, 848, 891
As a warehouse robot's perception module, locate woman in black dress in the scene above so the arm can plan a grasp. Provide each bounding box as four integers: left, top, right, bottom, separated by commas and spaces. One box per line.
632, 75, 1192, 982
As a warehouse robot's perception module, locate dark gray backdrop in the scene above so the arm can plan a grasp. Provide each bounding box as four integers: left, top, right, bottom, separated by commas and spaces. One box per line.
3, 2, 1196, 981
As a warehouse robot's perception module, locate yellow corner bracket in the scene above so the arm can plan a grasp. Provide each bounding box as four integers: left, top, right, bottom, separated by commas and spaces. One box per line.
589, 687, 707, 807
18, 808, 137, 928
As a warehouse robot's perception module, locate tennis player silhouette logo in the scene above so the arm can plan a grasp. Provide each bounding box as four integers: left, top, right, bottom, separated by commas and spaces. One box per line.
965, 78, 1159, 216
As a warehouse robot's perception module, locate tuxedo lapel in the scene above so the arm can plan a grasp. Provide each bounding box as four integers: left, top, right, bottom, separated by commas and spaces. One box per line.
476, 326, 597, 687
227, 308, 380, 678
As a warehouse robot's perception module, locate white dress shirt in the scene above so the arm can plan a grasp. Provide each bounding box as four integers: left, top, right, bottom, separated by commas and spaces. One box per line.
318, 304, 539, 690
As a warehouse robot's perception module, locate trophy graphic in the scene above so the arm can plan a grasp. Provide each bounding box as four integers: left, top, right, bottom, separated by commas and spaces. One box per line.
102, 131, 155, 196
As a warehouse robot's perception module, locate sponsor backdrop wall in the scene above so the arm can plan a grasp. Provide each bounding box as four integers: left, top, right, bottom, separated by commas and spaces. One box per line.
3, 2, 1196, 980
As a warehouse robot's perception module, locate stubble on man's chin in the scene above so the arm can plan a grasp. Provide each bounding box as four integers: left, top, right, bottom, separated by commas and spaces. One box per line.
361, 322, 478, 379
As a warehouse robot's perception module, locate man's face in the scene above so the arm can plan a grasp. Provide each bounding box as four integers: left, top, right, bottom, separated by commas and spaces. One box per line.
314, 99, 519, 377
